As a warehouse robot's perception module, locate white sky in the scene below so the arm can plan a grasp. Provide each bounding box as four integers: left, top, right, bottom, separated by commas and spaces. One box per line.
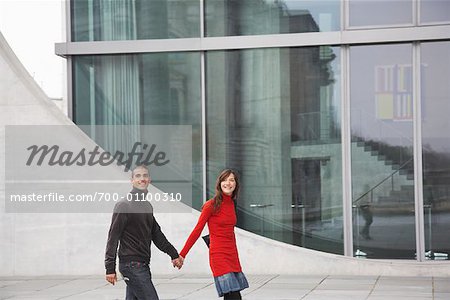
0, 0, 64, 98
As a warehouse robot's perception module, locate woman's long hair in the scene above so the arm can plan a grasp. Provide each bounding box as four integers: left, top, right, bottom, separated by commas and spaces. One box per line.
212, 169, 240, 212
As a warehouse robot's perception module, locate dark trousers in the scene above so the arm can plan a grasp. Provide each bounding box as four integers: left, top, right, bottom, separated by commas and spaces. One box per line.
224, 291, 242, 299
119, 261, 159, 300
359, 206, 373, 239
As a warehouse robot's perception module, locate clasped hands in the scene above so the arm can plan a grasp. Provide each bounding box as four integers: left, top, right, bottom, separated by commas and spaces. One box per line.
172, 255, 184, 269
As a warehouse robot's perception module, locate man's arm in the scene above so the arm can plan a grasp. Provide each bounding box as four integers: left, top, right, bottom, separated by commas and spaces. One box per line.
105, 202, 128, 277
151, 216, 179, 261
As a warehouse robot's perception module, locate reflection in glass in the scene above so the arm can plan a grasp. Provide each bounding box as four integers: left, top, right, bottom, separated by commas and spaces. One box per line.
206, 46, 343, 254
205, 0, 340, 36
72, 53, 203, 209
422, 42, 450, 260
350, 44, 415, 259
420, 0, 450, 24
71, 0, 200, 41
348, 0, 412, 28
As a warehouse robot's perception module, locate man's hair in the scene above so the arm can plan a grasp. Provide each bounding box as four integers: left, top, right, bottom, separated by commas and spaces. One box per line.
131, 165, 149, 178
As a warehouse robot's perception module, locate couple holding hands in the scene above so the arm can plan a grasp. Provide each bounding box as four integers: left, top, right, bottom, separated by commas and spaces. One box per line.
105, 166, 248, 300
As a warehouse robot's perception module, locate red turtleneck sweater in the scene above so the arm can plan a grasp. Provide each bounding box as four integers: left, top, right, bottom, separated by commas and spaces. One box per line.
180, 194, 242, 277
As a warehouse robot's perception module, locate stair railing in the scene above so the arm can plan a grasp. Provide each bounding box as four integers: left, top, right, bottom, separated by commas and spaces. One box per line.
353, 157, 414, 206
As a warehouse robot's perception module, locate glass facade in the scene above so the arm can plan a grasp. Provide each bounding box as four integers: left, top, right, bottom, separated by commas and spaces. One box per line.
421, 42, 450, 260
72, 53, 203, 209
66, 0, 450, 261
205, 0, 340, 36
206, 47, 343, 253
71, 0, 200, 41
350, 44, 415, 258
420, 0, 450, 24
348, 0, 413, 28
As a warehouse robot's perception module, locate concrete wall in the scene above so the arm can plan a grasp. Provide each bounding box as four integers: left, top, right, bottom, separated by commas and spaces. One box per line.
2, 31, 450, 277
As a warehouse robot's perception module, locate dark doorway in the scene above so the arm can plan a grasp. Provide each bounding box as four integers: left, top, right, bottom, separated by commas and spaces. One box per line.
291, 158, 322, 246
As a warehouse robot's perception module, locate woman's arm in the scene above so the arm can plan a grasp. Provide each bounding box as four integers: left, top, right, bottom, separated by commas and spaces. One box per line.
179, 200, 213, 258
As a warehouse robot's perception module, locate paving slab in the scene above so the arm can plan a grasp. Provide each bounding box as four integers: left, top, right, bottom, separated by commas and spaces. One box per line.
0, 274, 445, 299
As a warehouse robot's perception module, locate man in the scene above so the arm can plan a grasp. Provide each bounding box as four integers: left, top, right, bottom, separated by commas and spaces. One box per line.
105, 165, 183, 300
358, 184, 373, 240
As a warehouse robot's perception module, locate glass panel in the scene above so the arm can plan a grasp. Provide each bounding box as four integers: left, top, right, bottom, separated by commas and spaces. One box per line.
422, 42, 450, 260
350, 44, 415, 259
348, 0, 412, 28
420, 0, 450, 24
71, 0, 200, 41
205, 0, 340, 37
206, 46, 343, 254
72, 53, 203, 209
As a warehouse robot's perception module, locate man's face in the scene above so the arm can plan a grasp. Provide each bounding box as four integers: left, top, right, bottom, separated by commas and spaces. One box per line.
131, 167, 151, 190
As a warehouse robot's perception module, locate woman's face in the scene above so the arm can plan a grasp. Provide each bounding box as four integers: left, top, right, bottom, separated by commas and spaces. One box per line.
220, 173, 236, 196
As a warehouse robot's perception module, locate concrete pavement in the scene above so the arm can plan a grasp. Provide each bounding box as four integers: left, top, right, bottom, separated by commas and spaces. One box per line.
1, 274, 449, 300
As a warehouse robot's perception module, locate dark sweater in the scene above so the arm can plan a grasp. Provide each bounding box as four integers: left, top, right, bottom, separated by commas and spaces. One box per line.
105, 188, 179, 274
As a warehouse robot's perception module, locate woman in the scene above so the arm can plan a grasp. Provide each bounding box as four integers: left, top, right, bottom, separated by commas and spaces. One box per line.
180, 169, 249, 299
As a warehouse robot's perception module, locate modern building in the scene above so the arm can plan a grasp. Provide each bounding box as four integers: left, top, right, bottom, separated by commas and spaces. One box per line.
55, 0, 450, 264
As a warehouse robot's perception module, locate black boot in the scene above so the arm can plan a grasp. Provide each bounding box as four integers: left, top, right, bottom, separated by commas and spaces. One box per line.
224, 291, 242, 300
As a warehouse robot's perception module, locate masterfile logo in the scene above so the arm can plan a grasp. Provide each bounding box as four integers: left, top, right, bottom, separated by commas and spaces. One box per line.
4, 125, 192, 213
25, 142, 170, 171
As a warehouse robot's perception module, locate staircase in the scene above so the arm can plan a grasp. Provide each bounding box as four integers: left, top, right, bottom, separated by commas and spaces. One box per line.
353, 138, 414, 213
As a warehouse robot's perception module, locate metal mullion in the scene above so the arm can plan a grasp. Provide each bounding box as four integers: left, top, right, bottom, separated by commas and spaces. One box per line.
341, 45, 353, 257
343, 0, 349, 30
201, 51, 207, 204
66, 0, 73, 119
200, 0, 207, 204
414, 0, 419, 26
413, 42, 425, 262
200, 0, 205, 38
66, 0, 72, 42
